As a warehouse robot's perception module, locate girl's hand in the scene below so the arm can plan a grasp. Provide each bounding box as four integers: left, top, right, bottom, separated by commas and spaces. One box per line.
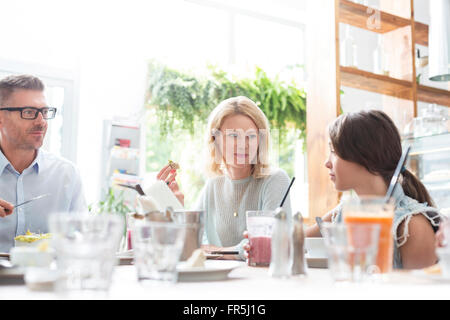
157, 165, 185, 206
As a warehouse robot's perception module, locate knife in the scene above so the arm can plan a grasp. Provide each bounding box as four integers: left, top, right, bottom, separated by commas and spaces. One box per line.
210, 251, 240, 255
5, 193, 51, 214
315, 217, 324, 237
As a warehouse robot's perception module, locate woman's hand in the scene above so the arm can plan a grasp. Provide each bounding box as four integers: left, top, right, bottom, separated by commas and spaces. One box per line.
0, 199, 14, 218
243, 231, 251, 264
157, 165, 185, 206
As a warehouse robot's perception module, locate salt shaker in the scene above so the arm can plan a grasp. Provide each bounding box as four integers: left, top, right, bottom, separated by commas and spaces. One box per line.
291, 211, 307, 275
268, 207, 292, 278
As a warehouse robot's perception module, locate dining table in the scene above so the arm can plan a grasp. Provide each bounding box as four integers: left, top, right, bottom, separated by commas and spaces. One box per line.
1, 258, 450, 300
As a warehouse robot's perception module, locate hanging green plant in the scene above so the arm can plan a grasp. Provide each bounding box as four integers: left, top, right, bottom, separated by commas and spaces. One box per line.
145, 61, 307, 142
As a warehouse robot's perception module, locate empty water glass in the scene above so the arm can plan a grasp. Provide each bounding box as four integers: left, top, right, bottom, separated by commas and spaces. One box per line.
132, 221, 186, 283
49, 213, 124, 293
322, 222, 380, 282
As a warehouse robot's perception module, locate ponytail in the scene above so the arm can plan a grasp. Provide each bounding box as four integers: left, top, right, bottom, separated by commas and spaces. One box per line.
401, 169, 435, 207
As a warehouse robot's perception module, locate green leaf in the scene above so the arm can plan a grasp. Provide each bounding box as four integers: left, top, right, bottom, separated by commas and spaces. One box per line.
146, 61, 307, 149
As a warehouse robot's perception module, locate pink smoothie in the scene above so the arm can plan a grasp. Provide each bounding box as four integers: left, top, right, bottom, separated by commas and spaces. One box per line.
249, 236, 271, 266
127, 229, 133, 250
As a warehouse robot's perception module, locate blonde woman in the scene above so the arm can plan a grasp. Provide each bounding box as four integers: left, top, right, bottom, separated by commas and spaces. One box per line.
157, 96, 292, 260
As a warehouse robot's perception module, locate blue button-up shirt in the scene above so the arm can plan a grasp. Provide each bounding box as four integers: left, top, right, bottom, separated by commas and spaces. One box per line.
0, 148, 87, 252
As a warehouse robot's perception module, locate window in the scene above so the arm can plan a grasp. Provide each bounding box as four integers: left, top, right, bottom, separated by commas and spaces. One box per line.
145, 1, 308, 216
234, 14, 305, 76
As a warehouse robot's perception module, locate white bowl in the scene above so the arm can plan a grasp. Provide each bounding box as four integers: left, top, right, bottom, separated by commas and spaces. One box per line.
14, 240, 43, 248
305, 237, 327, 258
10, 246, 55, 268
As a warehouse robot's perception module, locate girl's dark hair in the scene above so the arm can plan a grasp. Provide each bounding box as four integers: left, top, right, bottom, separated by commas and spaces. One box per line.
329, 109, 435, 207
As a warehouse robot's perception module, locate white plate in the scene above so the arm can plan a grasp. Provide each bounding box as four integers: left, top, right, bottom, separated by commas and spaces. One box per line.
0, 253, 10, 259
411, 270, 450, 283
205, 253, 225, 259
0, 267, 25, 285
116, 250, 134, 265
177, 260, 243, 282
117, 249, 134, 257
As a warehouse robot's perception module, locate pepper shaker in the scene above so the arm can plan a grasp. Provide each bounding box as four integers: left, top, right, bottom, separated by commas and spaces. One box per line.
268, 207, 292, 278
291, 211, 307, 275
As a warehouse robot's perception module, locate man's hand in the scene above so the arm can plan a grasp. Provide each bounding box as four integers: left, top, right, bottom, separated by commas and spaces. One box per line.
0, 199, 14, 218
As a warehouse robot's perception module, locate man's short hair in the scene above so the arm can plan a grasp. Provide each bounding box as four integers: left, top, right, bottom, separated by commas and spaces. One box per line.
0, 74, 45, 105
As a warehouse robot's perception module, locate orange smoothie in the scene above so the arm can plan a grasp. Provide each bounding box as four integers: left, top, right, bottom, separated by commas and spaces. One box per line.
344, 214, 394, 273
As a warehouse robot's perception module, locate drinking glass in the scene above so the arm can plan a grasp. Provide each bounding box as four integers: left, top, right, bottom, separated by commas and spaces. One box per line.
246, 210, 276, 267
49, 213, 124, 292
322, 222, 380, 282
342, 196, 395, 274
132, 220, 186, 283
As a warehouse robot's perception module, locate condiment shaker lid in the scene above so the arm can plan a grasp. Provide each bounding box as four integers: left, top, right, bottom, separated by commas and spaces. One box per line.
293, 211, 303, 222
274, 207, 287, 220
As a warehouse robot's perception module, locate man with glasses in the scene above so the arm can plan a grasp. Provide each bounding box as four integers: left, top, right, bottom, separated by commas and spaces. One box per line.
0, 74, 86, 252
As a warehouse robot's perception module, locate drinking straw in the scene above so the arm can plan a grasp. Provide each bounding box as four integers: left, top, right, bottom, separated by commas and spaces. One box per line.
280, 177, 296, 207
384, 145, 411, 204
315, 217, 324, 236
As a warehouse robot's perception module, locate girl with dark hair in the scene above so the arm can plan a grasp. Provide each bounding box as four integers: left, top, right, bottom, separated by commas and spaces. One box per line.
307, 110, 444, 269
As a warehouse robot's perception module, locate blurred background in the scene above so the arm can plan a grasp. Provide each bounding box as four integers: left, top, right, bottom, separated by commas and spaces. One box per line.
0, 0, 448, 220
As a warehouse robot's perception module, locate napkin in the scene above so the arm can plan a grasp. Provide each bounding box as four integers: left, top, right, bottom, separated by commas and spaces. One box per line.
137, 180, 184, 212
136, 195, 160, 213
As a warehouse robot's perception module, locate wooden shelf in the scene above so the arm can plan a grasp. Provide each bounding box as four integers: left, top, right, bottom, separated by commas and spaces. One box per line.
340, 66, 413, 100
339, 0, 428, 46
306, 0, 441, 219
340, 66, 450, 107
418, 85, 450, 107
414, 22, 429, 46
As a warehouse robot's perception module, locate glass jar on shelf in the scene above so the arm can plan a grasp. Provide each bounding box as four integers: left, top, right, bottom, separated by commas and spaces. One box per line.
403, 104, 448, 139
340, 25, 358, 68
373, 35, 390, 76
421, 104, 448, 136
415, 48, 429, 84
404, 132, 450, 214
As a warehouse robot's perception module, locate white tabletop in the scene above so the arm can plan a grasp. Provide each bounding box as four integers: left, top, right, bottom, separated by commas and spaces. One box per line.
2, 261, 450, 300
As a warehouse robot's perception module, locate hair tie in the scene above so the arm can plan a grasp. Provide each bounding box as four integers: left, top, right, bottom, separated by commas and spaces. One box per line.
401, 166, 407, 174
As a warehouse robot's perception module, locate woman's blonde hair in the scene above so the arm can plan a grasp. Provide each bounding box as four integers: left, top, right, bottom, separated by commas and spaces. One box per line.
206, 96, 271, 178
